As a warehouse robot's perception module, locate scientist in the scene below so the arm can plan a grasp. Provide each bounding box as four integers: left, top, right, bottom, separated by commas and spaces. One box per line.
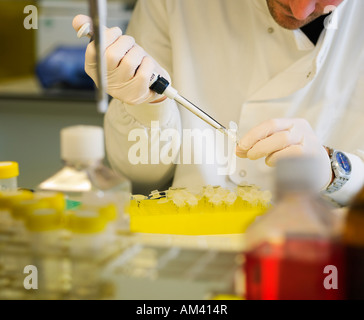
73, 0, 364, 205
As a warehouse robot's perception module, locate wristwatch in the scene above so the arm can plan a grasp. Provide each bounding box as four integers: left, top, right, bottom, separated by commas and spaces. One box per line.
325, 147, 352, 194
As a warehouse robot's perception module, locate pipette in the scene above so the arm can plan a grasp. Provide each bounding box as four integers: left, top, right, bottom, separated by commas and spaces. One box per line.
148, 73, 238, 143
87, 0, 108, 114
77, 23, 238, 143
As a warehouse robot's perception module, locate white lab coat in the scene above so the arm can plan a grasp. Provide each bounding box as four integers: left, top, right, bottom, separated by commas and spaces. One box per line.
104, 0, 364, 205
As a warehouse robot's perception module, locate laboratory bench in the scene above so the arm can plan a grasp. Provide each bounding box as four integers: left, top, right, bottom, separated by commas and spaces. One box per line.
0, 83, 246, 300
0, 79, 353, 301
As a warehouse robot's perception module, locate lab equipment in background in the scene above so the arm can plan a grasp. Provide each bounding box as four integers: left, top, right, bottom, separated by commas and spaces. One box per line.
37, 125, 131, 229
244, 156, 345, 300
344, 184, 364, 299
37, 0, 133, 61
0, 162, 19, 191
36, 0, 133, 111
35, 46, 95, 90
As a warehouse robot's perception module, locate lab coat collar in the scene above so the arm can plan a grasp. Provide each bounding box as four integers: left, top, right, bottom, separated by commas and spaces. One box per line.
254, 0, 348, 53
247, 2, 349, 102
253, 0, 316, 51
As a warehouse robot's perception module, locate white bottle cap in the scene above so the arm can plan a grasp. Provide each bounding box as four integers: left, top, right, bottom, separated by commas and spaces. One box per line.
61, 125, 105, 162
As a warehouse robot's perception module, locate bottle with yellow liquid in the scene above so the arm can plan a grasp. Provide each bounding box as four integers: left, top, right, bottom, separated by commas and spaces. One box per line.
343, 184, 364, 299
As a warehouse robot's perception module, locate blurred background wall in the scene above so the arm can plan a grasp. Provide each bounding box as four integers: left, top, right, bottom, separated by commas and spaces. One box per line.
0, 0, 37, 81
0, 0, 136, 189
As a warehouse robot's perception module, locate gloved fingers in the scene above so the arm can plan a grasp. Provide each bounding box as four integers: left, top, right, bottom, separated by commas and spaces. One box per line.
73, 14, 111, 39
237, 118, 294, 152
265, 144, 304, 167
85, 27, 123, 67
154, 64, 172, 83
108, 56, 159, 105
133, 56, 163, 102
116, 44, 148, 81
236, 146, 248, 158
72, 14, 93, 34
246, 130, 303, 160
105, 35, 136, 72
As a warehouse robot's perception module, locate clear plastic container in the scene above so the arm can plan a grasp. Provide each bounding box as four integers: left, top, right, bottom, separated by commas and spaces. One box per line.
0, 192, 71, 300
24, 207, 69, 300
0, 190, 34, 299
0, 161, 19, 191
11, 192, 66, 243
66, 208, 116, 300
244, 157, 345, 300
37, 125, 132, 228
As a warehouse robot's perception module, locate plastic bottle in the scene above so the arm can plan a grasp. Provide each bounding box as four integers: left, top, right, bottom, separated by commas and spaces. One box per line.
0, 161, 19, 191
343, 184, 364, 299
0, 190, 34, 300
244, 157, 345, 300
0, 191, 69, 300
66, 207, 117, 300
24, 206, 69, 300
36, 125, 131, 216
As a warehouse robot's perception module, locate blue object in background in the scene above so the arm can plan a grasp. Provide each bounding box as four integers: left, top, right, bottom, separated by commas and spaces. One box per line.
36, 46, 95, 90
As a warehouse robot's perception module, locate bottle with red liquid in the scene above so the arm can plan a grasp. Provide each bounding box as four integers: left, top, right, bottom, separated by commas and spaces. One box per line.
244, 157, 345, 300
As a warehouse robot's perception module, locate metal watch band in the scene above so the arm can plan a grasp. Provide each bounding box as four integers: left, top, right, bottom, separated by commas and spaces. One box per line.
325, 147, 351, 194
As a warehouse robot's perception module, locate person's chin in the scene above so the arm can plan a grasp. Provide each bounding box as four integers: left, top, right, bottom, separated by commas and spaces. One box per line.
275, 18, 306, 30
273, 13, 322, 30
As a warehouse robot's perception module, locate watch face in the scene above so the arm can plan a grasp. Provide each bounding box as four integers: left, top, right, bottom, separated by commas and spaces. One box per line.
336, 152, 351, 175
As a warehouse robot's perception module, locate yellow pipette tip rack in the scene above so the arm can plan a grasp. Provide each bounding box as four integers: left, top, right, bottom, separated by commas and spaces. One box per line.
126, 185, 272, 235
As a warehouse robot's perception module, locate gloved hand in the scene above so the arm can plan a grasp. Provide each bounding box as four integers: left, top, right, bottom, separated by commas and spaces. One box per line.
72, 14, 171, 105
236, 118, 333, 190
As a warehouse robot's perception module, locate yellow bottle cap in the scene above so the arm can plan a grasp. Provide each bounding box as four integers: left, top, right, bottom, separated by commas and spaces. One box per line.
12, 199, 47, 220
66, 209, 107, 234
0, 190, 34, 210
34, 191, 66, 212
0, 161, 19, 179
11, 192, 65, 221
25, 208, 62, 232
